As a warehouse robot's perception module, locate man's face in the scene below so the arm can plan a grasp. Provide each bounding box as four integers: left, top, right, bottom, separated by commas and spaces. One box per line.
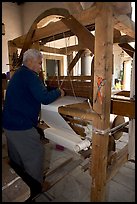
31, 57, 42, 73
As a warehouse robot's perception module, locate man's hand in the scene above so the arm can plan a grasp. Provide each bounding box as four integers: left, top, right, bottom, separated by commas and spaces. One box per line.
59, 88, 65, 97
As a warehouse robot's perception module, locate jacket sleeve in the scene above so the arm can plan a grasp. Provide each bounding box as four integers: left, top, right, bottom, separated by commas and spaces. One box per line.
28, 73, 61, 105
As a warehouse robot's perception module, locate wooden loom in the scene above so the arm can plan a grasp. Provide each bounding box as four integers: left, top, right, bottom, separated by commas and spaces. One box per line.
7, 2, 135, 202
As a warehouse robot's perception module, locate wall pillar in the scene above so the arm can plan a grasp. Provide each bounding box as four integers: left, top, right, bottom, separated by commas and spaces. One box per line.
81, 49, 92, 75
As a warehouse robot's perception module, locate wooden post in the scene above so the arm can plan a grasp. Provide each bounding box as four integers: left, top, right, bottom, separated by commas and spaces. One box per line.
67, 53, 73, 76
90, 3, 114, 202
8, 41, 18, 78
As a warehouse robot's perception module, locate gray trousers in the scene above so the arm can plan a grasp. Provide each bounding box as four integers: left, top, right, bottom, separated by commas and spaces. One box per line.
4, 127, 44, 184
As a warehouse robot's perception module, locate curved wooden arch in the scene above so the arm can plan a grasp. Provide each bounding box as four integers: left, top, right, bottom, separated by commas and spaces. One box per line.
16, 8, 70, 67
16, 7, 95, 68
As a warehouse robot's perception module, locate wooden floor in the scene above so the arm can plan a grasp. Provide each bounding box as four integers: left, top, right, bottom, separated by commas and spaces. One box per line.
2, 131, 135, 202
35, 132, 135, 202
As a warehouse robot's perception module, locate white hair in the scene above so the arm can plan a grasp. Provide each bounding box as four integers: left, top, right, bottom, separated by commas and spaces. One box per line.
22, 49, 42, 63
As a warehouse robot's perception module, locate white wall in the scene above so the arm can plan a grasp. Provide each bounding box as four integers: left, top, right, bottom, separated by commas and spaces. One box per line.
2, 2, 72, 73
21, 2, 69, 34
2, 2, 23, 73
112, 44, 123, 88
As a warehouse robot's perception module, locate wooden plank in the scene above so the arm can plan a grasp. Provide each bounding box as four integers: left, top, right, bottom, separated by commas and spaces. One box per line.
46, 80, 92, 88
58, 102, 100, 122
2, 157, 30, 202
45, 159, 83, 190
46, 157, 73, 177
47, 75, 92, 81
114, 90, 130, 97
111, 98, 135, 119
46, 80, 92, 98
40, 45, 61, 55
106, 144, 128, 182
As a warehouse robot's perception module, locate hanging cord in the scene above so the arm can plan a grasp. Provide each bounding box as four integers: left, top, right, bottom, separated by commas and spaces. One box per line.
68, 71, 77, 99
87, 99, 101, 119
67, 35, 79, 100
58, 32, 68, 89
53, 34, 60, 87
45, 38, 59, 88
67, 35, 78, 99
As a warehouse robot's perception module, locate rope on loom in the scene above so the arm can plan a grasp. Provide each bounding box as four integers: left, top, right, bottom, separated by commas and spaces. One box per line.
66, 35, 77, 99
56, 33, 77, 101
45, 35, 60, 86
67, 36, 78, 100
46, 32, 77, 100
58, 32, 68, 89
53, 34, 60, 87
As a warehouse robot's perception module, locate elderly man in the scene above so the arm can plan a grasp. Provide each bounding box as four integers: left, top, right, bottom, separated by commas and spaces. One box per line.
2, 49, 64, 201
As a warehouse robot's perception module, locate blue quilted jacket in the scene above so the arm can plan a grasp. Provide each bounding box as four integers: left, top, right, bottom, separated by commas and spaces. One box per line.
2, 65, 61, 130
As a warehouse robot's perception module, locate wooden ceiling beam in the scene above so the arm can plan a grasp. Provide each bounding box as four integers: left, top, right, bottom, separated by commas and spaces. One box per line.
114, 14, 135, 39
118, 43, 135, 58
67, 49, 85, 74
111, 2, 132, 15
40, 24, 95, 45
39, 45, 61, 55
63, 2, 83, 14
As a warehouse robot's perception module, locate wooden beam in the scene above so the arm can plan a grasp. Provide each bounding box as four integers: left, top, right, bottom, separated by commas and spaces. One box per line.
90, 3, 114, 202
111, 98, 135, 119
61, 16, 95, 54
112, 2, 132, 15
118, 43, 135, 58
114, 90, 130, 97
8, 41, 18, 77
114, 14, 135, 39
67, 50, 85, 74
59, 44, 82, 55
40, 45, 61, 55
47, 76, 92, 81
113, 35, 134, 44
15, 8, 71, 68
40, 23, 95, 45
63, 2, 83, 14
106, 144, 128, 182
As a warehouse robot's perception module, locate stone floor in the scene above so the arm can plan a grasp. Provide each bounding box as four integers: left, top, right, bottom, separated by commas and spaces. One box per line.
35, 132, 135, 202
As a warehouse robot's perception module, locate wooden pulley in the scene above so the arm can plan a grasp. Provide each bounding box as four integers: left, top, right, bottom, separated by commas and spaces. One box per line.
110, 114, 125, 140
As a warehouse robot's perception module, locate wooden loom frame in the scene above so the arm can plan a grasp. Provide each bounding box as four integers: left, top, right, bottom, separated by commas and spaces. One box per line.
7, 2, 135, 202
